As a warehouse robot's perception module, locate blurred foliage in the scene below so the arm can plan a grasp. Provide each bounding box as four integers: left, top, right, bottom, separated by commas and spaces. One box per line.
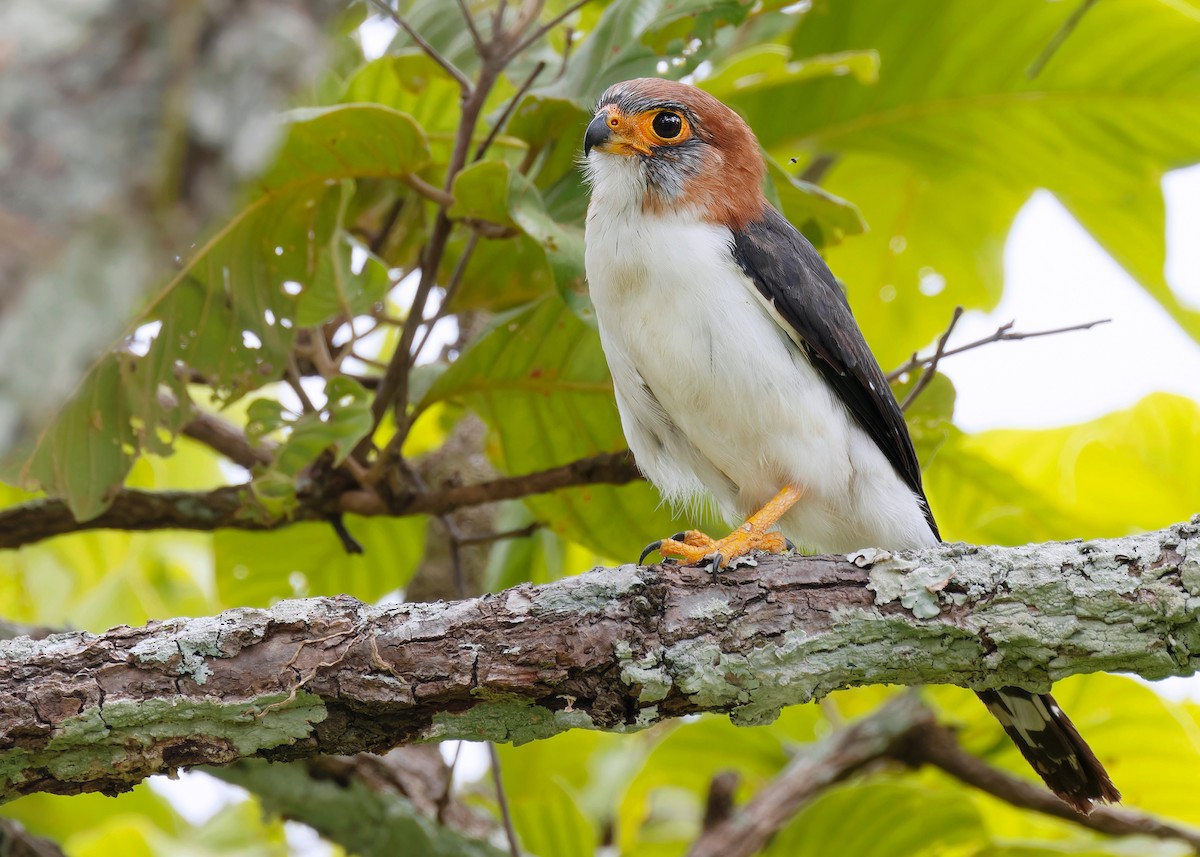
3, 0, 1200, 854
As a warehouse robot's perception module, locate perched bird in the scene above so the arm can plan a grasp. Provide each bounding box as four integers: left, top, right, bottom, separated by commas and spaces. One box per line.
581, 77, 1119, 812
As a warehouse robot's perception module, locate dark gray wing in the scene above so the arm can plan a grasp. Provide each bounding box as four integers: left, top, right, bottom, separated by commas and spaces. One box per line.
730, 205, 940, 540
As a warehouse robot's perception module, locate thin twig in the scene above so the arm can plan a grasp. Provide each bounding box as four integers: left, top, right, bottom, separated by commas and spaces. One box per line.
900, 306, 962, 412
505, 0, 591, 61
688, 694, 931, 857
364, 0, 473, 93
798, 153, 837, 185
1027, 0, 1100, 79
285, 356, 318, 414
409, 232, 481, 367
455, 0, 485, 52
903, 720, 1200, 851
493, 0, 509, 38
489, 743, 523, 857
456, 522, 540, 546
165, 394, 273, 470
436, 741, 465, 824
473, 61, 547, 162
400, 173, 456, 208
887, 317, 1111, 383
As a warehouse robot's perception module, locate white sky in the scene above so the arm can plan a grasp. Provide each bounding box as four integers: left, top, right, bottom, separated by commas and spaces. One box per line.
945, 166, 1200, 432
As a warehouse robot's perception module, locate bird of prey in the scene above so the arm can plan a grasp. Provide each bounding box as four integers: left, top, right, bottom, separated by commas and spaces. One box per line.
581, 77, 1119, 812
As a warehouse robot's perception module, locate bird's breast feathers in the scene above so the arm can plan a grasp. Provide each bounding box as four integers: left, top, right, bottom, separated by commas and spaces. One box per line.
584, 192, 935, 552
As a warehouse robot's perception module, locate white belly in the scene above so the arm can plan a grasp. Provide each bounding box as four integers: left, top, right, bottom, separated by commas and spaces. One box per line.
585, 202, 935, 553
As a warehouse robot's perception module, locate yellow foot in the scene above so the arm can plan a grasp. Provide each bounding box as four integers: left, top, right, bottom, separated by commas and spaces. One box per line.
638, 484, 806, 571
640, 528, 792, 571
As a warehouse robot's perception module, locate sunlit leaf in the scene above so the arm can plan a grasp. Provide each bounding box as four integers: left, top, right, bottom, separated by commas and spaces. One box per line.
214, 512, 426, 607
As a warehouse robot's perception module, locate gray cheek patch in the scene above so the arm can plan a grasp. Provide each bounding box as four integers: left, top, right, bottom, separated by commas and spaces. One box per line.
642, 143, 707, 205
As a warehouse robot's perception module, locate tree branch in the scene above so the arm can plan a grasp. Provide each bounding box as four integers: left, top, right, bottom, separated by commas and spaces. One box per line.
902, 719, 1200, 850
886, 317, 1111, 383
0, 451, 641, 549
691, 691, 1200, 857
688, 693, 932, 857
2, 518, 1199, 802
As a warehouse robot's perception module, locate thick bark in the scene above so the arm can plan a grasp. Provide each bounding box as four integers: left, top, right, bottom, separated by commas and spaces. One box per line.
1, 518, 1198, 803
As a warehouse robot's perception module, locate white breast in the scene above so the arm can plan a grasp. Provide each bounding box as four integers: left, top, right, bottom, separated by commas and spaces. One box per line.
584, 155, 935, 553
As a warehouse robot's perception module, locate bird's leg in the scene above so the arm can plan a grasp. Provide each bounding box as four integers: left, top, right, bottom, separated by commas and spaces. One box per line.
643, 484, 804, 570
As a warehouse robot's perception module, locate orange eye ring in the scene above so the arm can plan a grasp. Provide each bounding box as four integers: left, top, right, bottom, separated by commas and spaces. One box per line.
639, 110, 691, 146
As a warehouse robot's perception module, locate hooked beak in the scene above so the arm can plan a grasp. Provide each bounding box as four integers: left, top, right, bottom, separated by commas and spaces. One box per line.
583, 114, 611, 157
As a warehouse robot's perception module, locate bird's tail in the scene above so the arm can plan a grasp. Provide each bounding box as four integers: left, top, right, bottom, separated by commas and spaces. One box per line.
976, 687, 1120, 813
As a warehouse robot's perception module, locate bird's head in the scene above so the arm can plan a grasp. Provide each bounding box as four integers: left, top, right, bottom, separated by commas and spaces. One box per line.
582, 78, 766, 230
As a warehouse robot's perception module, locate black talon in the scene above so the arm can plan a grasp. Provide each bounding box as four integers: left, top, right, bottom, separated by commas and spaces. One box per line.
703, 552, 724, 575
670, 531, 686, 541
784, 538, 795, 551
639, 540, 663, 565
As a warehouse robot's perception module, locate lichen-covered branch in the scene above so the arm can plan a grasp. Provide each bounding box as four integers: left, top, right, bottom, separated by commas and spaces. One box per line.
2, 518, 1198, 803
213, 749, 504, 857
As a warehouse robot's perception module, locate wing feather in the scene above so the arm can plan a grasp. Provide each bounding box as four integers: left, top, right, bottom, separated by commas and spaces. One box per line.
730, 206, 940, 540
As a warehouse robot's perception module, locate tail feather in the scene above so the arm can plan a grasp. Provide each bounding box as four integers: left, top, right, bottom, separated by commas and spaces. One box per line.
977, 687, 1120, 813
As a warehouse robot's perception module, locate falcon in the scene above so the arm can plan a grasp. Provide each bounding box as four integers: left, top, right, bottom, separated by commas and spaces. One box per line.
581, 77, 1119, 812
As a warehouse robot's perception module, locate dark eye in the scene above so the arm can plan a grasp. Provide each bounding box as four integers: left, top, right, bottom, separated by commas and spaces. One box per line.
652, 111, 682, 140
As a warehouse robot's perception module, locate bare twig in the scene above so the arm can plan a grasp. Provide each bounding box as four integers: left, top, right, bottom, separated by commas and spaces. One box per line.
489, 743, 523, 857
900, 306, 962, 412
798, 153, 837, 185
493, 0, 509, 37
701, 771, 740, 832
286, 355, 318, 413
180, 411, 273, 470
473, 61, 547, 162
1027, 0, 1100, 79
368, 45, 508, 444
456, 522, 539, 546
887, 317, 1110, 383
364, 0, 473, 93
0, 819, 67, 857
0, 450, 640, 550
456, 0, 485, 52
688, 694, 932, 857
401, 173, 457, 208
902, 720, 1200, 851
409, 233, 480, 368
505, 0, 591, 61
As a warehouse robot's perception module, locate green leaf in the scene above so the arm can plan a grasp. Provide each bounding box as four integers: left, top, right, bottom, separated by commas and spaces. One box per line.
509, 778, 596, 857
764, 156, 865, 249
765, 780, 985, 857
538, 0, 755, 108
619, 707, 823, 855
4, 104, 430, 520
274, 376, 374, 476
450, 160, 516, 225
0, 439, 224, 631
724, 0, 1200, 363
424, 295, 720, 561
509, 174, 591, 319
295, 228, 395, 328
702, 45, 880, 98
214, 513, 427, 606
927, 393, 1200, 543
